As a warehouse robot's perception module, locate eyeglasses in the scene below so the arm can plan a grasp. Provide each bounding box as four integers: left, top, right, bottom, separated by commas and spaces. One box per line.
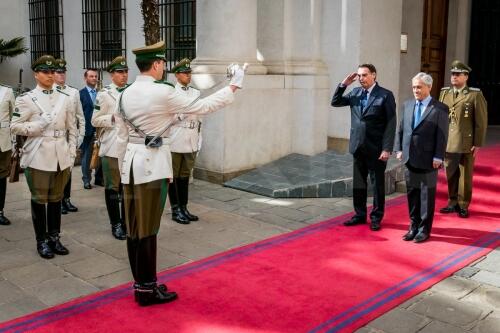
38, 69, 55, 74
114, 69, 128, 74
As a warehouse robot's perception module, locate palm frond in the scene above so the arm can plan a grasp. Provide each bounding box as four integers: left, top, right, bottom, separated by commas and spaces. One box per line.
0, 37, 28, 63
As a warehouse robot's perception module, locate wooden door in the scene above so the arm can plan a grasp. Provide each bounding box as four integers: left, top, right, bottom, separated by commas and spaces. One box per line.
421, 0, 449, 98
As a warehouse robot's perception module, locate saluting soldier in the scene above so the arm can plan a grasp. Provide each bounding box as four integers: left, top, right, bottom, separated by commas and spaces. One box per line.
116, 41, 245, 306
91, 56, 128, 240
53, 58, 86, 214
0, 83, 15, 225
168, 58, 201, 225
11, 55, 78, 259
439, 60, 488, 218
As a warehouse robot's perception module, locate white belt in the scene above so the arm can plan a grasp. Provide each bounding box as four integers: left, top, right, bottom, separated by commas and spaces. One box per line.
128, 136, 170, 145
0, 121, 10, 128
42, 129, 66, 137
179, 120, 201, 129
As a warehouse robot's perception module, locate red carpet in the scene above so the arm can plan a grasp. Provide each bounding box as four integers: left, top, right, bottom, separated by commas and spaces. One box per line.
2, 146, 500, 333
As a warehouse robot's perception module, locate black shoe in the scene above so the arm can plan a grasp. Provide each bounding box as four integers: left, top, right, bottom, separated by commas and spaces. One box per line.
111, 223, 127, 240
370, 221, 381, 231
458, 208, 469, 218
61, 201, 68, 215
343, 218, 366, 226
94, 180, 104, 187
414, 232, 429, 243
402, 230, 417, 241
84, 182, 92, 189
171, 206, 190, 224
0, 211, 11, 225
134, 284, 178, 306
440, 205, 459, 214
64, 198, 78, 212
48, 235, 69, 255
181, 206, 198, 221
37, 240, 55, 259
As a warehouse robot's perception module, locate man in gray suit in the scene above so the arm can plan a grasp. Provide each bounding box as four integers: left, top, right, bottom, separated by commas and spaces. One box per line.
394, 73, 449, 243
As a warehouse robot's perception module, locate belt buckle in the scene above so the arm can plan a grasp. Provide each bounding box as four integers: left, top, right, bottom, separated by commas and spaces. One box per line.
54, 130, 60, 137
189, 121, 196, 129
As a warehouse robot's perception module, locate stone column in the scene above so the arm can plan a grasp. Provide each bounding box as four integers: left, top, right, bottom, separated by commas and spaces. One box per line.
193, 0, 266, 74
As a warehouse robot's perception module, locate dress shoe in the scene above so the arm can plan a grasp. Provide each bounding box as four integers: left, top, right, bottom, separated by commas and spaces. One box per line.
439, 205, 459, 214
134, 283, 178, 306
0, 211, 11, 225
37, 240, 55, 259
402, 230, 417, 241
94, 180, 104, 187
370, 221, 381, 231
181, 206, 198, 221
64, 198, 78, 212
458, 208, 469, 218
47, 235, 69, 255
413, 232, 430, 243
84, 182, 92, 190
61, 201, 68, 215
111, 223, 127, 240
171, 206, 190, 224
343, 218, 366, 226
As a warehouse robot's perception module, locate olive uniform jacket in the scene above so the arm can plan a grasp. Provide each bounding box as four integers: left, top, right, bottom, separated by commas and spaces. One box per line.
439, 86, 488, 153
0, 85, 15, 152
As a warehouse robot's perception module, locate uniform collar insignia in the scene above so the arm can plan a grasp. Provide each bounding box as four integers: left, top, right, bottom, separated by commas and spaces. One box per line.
42, 89, 53, 94
181, 86, 188, 91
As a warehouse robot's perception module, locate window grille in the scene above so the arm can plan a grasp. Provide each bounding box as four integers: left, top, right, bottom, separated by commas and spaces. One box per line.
82, 0, 126, 70
28, 0, 64, 62
159, 0, 196, 71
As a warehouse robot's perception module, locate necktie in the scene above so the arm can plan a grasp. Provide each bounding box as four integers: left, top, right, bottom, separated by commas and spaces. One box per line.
413, 101, 422, 129
90, 89, 96, 103
454, 90, 459, 99
360, 89, 368, 109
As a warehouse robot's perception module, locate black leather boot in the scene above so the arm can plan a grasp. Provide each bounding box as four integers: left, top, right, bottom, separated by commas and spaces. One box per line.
105, 189, 126, 240
61, 200, 68, 215
178, 177, 198, 221
37, 239, 55, 259
169, 179, 190, 224
31, 201, 53, 259
0, 178, 10, 225
64, 198, 78, 212
47, 201, 69, 255
127, 237, 139, 282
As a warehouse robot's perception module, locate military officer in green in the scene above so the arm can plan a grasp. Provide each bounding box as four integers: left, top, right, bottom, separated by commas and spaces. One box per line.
115, 41, 245, 306
53, 58, 86, 214
11, 55, 78, 258
168, 58, 201, 224
91, 56, 128, 240
0, 83, 15, 225
439, 60, 488, 218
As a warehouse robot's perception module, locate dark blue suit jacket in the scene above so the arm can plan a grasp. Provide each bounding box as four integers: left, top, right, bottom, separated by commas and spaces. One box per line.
79, 87, 96, 137
331, 83, 396, 158
394, 98, 449, 170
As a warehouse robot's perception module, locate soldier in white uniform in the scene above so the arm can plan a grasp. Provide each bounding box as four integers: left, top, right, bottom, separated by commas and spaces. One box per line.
168, 58, 201, 224
116, 41, 245, 306
53, 58, 86, 214
91, 56, 128, 240
0, 83, 15, 225
11, 55, 78, 259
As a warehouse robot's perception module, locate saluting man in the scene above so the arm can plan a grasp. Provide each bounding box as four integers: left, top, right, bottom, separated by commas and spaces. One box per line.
0, 82, 15, 225
439, 60, 488, 218
116, 41, 245, 306
54, 58, 86, 214
168, 58, 201, 225
11, 55, 78, 259
91, 56, 128, 240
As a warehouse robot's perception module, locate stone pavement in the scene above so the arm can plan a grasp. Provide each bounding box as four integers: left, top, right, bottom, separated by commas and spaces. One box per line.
0, 127, 499, 332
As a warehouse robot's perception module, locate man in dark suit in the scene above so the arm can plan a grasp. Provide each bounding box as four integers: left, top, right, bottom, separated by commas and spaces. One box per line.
79, 69, 103, 189
394, 72, 449, 243
331, 64, 396, 231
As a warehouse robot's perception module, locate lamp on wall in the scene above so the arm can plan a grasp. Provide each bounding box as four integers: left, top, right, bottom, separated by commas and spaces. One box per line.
401, 33, 408, 53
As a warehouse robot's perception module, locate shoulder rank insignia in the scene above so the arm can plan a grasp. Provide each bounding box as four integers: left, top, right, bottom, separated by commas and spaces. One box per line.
154, 80, 175, 88
469, 87, 481, 92
441, 87, 450, 90
56, 89, 69, 96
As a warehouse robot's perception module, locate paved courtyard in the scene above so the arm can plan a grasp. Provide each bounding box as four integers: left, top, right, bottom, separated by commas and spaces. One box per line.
1, 130, 500, 332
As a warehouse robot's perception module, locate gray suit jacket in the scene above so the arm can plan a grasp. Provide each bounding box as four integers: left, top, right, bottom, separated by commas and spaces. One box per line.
394, 98, 449, 170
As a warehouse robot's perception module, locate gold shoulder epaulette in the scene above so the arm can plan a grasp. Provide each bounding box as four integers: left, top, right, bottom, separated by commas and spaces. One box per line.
441, 87, 450, 90
469, 87, 481, 92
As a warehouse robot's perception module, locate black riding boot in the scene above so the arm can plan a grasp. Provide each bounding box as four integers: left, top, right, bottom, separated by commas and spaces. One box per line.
0, 177, 10, 225
31, 200, 53, 259
126, 237, 139, 282
105, 189, 126, 240
178, 177, 198, 221
168, 178, 189, 224
47, 201, 69, 255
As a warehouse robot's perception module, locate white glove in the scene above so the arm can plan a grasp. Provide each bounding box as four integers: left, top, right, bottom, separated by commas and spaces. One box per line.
228, 63, 247, 89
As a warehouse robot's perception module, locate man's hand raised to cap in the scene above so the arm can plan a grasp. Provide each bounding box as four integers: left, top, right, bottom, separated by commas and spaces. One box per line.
341, 72, 358, 86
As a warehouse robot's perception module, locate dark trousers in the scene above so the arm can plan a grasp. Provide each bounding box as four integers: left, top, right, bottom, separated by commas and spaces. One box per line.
405, 165, 438, 234
80, 135, 103, 184
352, 149, 387, 222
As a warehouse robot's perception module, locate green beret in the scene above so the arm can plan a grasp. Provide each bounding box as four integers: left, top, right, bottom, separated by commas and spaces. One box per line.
54, 58, 67, 72
171, 58, 192, 73
107, 56, 128, 72
132, 41, 166, 61
31, 55, 56, 71
450, 60, 472, 74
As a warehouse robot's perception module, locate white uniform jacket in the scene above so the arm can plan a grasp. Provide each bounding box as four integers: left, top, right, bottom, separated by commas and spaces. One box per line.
169, 83, 202, 153
11, 86, 77, 171
0, 85, 15, 152
55, 84, 86, 139
91, 83, 123, 158
116, 75, 234, 185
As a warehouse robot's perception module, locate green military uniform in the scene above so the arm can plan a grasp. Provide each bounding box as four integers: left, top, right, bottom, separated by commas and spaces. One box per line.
439, 60, 488, 214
